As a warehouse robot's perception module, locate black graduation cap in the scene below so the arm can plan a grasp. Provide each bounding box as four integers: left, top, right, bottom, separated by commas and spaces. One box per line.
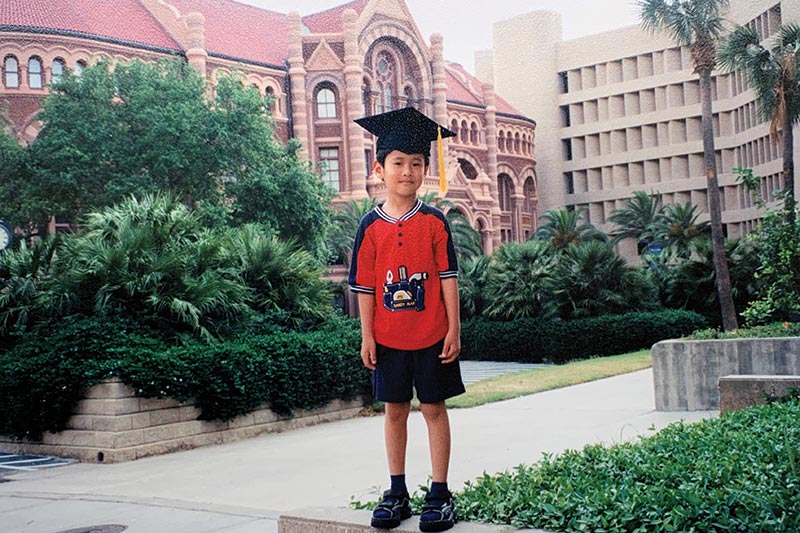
354, 107, 456, 158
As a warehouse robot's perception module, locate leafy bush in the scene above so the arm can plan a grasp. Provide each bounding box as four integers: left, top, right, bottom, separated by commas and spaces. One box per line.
689, 321, 800, 340
0, 193, 333, 344
457, 398, 800, 532
461, 310, 707, 363
653, 236, 760, 327
553, 240, 660, 319
482, 240, 558, 320
0, 314, 368, 440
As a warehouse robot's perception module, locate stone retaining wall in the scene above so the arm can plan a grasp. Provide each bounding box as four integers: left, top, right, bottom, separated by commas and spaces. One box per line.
652, 337, 800, 410
719, 375, 800, 413
0, 378, 364, 463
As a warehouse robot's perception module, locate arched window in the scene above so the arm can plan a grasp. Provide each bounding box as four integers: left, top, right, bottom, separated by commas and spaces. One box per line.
3, 55, 19, 88
75, 60, 87, 76
316, 85, 337, 119
523, 176, 536, 213
375, 51, 396, 113
470, 122, 479, 144
498, 131, 505, 152
515, 133, 521, 153
498, 174, 513, 211
265, 86, 277, 114
52, 58, 66, 84
28, 57, 43, 89
460, 120, 469, 144
450, 119, 459, 137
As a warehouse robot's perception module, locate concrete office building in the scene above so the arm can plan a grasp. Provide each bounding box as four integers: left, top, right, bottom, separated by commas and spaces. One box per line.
480, 0, 800, 258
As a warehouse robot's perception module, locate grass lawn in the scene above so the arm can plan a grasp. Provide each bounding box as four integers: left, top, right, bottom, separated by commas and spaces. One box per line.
446, 350, 653, 408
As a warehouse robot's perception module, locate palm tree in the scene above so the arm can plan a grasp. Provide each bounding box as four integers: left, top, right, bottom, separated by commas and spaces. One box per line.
458, 255, 489, 319
638, 0, 738, 330
532, 206, 607, 250
553, 240, 659, 319
608, 190, 663, 254
326, 198, 377, 268
655, 202, 711, 258
719, 23, 800, 217
482, 240, 558, 320
420, 192, 484, 263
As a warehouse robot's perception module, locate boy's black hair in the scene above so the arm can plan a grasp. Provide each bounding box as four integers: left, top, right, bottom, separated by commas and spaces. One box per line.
376, 149, 430, 167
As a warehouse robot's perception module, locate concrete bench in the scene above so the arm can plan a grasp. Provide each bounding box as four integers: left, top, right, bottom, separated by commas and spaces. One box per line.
719, 375, 800, 413
278, 507, 551, 532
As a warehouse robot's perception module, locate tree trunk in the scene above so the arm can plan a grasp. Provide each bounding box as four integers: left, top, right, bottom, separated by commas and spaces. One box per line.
699, 68, 738, 331
783, 112, 796, 223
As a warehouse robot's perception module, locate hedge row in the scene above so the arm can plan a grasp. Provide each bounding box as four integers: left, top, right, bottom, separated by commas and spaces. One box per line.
461, 309, 707, 363
0, 315, 369, 440
1, 309, 706, 439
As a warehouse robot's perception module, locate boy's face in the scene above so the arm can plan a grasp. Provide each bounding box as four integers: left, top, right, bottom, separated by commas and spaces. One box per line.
374, 150, 428, 200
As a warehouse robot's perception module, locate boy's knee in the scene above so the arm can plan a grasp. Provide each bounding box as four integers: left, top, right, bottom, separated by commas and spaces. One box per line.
384, 401, 411, 422
419, 401, 447, 421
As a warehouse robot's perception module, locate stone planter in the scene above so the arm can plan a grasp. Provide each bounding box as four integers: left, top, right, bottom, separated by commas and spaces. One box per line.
0, 378, 365, 463
652, 337, 800, 411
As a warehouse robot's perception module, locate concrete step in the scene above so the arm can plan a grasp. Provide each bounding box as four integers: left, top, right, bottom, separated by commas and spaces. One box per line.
278, 507, 552, 532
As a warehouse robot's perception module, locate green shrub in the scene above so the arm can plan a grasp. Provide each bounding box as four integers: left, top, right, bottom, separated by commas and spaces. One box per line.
461, 310, 707, 363
0, 314, 368, 440
457, 397, 800, 532
689, 321, 800, 340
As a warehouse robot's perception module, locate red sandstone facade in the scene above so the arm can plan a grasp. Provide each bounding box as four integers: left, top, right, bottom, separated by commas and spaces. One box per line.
0, 0, 537, 251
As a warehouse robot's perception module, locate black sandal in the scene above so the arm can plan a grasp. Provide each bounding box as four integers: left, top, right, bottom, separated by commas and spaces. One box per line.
371, 490, 412, 529
419, 490, 457, 532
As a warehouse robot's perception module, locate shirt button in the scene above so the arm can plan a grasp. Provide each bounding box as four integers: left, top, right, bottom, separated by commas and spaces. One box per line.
398, 242, 403, 246
398, 233, 403, 237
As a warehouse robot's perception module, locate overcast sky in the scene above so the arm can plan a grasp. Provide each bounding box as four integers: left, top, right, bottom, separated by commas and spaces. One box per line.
238, 0, 642, 72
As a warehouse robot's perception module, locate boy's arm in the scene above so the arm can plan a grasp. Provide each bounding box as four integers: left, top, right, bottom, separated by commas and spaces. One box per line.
439, 277, 461, 364
357, 293, 377, 370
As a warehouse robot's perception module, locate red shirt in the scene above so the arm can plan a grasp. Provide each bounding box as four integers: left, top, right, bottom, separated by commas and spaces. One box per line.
348, 200, 458, 350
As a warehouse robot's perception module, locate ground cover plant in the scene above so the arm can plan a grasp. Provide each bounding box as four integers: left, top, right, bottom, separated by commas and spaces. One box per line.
369, 398, 799, 532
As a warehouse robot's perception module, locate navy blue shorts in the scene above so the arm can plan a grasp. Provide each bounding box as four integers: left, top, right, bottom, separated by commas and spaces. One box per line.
372, 339, 465, 404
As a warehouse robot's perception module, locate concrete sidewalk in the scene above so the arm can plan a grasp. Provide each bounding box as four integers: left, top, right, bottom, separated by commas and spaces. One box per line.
0, 369, 717, 533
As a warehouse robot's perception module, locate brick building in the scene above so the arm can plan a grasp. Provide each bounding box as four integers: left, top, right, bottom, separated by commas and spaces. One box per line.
0, 0, 538, 253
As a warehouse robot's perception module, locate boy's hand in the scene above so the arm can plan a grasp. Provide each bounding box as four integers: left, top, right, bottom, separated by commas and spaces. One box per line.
439, 329, 461, 364
361, 337, 377, 370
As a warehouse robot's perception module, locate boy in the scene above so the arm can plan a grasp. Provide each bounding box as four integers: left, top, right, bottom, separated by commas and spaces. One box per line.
349, 107, 464, 532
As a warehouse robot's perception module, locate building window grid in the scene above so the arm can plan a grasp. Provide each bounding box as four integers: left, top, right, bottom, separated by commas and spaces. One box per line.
52, 58, 66, 84
28, 56, 43, 89
318, 147, 340, 192
3, 55, 19, 88
316, 86, 337, 119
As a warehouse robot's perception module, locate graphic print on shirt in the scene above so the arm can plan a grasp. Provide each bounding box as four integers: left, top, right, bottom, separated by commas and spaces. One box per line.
383, 265, 428, 311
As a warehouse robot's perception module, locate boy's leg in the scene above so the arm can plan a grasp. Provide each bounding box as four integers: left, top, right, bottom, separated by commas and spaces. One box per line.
371, 401, 413, 529
419, 401, 450, 482
384, 401, 411, 477
419, 401, 456, 532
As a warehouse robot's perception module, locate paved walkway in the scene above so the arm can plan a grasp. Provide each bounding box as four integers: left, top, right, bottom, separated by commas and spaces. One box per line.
0, 369, 717, 533
459, 360, 548, 384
